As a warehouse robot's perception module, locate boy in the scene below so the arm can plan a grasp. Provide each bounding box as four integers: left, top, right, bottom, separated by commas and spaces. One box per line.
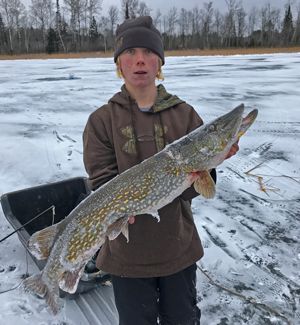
83, 16, 239, 325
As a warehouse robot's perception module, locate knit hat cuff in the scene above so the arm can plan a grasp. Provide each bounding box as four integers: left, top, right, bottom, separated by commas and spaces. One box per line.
114, 27, 164, 65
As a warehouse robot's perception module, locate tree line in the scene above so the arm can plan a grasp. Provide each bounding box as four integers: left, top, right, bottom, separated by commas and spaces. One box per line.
0, 0, 299, 55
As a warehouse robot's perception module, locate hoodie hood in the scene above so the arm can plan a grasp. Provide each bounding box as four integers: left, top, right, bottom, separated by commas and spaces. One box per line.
108, 84, 185, 112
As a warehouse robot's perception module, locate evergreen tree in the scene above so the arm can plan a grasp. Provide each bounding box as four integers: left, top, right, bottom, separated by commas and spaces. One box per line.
89, 16, 98, 40
0, 13, 7, 53
282, 5, 294, 46
46, 28, 58, 54
125, 3, 130, 19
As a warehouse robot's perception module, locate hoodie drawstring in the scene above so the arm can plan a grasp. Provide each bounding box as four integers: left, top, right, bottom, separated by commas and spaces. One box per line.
159, 112, 166, 150
129, 100, 142, 163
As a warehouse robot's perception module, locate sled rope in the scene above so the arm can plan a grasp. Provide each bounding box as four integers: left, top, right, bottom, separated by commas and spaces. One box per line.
0, 205, 55, 244
197, 264, 292, 325
0, 206, 56, 294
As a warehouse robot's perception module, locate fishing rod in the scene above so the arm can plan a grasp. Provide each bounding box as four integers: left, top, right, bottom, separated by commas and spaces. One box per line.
0, 205, 55, 244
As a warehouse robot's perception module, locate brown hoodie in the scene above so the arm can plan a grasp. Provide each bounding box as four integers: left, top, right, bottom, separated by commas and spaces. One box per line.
83, 84, 216, 277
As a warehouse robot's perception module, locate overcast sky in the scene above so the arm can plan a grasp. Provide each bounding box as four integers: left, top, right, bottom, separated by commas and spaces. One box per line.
100, 0, 295, 17
21, 0, 297, 20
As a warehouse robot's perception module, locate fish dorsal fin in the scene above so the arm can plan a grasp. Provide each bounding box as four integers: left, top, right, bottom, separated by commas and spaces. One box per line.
194, 170, 216, 199
23, 273, 60, 316
107, 216, 130, 242
59, 264, 85, 294
28, 223, 60, 260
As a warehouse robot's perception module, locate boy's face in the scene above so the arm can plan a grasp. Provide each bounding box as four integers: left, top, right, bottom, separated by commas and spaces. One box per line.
117, 48, 159, 90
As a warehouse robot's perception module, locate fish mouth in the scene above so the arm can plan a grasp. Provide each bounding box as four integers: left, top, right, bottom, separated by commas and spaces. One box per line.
216, 104, 258, 140
216, 103, 245, 134
237, 108, 258, 138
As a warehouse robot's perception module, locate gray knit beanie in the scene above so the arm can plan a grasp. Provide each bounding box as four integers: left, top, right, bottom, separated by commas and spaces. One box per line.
114, 16, 165, 65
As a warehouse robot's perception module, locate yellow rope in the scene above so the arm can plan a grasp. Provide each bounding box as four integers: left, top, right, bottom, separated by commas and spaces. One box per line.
197, 264, 292, 325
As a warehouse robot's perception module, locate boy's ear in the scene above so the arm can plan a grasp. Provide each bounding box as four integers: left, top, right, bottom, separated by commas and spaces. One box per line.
116, 56, 122, 70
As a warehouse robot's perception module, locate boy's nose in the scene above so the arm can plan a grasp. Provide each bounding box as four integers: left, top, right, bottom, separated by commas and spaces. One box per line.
135, 50, 145, 63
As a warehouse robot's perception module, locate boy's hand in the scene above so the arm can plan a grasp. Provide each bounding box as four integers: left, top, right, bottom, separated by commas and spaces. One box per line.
129, 216, 135, 224
225, 140, 239, 160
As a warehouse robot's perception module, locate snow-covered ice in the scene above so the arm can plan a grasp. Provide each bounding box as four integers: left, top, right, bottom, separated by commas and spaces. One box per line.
0, 52, 299, 324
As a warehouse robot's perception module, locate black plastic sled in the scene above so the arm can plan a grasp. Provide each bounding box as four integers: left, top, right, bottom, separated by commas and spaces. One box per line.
0, 177, 111, 297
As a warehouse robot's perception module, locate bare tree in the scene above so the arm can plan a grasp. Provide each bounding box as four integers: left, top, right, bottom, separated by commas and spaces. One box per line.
10, 0, 26, 47
20, 10, 32, 53
0, 0, 15, 53
98, 14, 109, 51
137, 1, 151, 16
258, 2, 281, 47
291, 2, 300, 44
267, 3, 281, 46
30, 0, 55, 47
236, 6, 247, 47
0, 12, 7, 53
166, 6, 177, 35
188, 5, 201, 48
224, 0, 242, 47
191, 5, 200, 35
55, 0, 66, 52
178, 8, 188, 48
166, 6, 177, 50
212, 9, 224, 47
64, 0, 89, 49
201, 1, 214, 49
248, 5, 258, 36
88, 0, 102, 23
107, 5, 118, 32
152, 8, 161, 30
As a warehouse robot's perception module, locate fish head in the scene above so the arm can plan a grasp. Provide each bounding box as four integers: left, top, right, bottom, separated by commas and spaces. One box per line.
177, 104, 258, 171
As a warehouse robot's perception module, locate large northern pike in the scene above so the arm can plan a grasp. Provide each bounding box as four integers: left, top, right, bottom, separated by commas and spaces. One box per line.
23, 104, 258, 315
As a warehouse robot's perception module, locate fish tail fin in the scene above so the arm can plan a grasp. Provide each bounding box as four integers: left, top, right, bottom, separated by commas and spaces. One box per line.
28, 223, 60, 260
23, 274, 60, 315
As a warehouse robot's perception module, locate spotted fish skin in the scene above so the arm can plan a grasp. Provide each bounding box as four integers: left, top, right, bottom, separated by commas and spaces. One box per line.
23, 104, 258, 315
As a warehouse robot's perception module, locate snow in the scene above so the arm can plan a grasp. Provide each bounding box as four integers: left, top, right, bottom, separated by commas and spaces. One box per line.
0, 52, 300, 324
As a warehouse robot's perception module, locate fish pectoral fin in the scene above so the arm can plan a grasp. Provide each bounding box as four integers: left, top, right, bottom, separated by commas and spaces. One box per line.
59, 264, 85, 294
28, 223, 60, 260
194, 170, 216, 199
107, 216, 130, 242
23, 273, 60, 316
122, 222, 129, 243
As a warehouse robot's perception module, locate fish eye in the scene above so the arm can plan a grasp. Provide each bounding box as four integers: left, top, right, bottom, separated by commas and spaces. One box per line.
209, 124, 216, 132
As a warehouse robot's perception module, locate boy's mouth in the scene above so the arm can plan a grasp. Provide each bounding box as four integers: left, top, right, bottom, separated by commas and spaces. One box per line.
135, 71, 147, 74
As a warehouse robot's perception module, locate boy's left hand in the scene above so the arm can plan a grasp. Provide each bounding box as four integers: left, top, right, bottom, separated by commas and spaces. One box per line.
225, 140, 239, 160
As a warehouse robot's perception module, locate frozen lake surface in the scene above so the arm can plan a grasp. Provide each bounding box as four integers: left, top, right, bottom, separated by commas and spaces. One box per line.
0, 53, 299, 325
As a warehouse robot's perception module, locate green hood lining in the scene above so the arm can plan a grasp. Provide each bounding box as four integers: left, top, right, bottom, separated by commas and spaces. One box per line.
109, 84, 185, 112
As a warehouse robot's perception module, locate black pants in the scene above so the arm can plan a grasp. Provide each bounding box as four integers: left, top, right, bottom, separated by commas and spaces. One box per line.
111, 264, 201, 325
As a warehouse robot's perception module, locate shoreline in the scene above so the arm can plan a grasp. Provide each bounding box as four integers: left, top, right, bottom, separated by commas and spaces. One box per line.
0, 47, 299, 61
